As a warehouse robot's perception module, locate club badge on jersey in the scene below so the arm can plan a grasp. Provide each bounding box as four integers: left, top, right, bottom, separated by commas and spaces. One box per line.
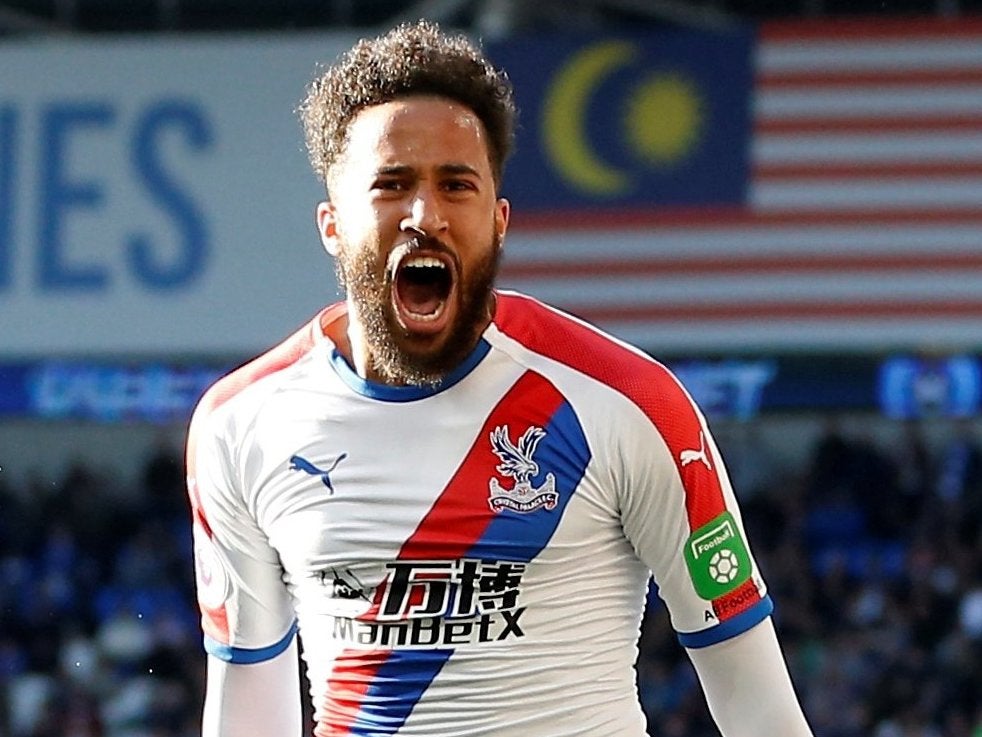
487, 424, 558, 513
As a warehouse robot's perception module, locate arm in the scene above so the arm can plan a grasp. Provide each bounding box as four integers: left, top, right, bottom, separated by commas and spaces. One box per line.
202, 641, 302, 737
687, 617, 813, 737
187, 391, 304, 737
606, 359, 812, 731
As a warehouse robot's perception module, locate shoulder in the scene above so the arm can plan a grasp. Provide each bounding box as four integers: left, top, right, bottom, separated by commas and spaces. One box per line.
189, 307, 333, 434
492, 290, 695, 425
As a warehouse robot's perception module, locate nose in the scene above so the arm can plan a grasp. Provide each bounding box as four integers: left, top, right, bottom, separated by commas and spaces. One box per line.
400, 184, 448, 238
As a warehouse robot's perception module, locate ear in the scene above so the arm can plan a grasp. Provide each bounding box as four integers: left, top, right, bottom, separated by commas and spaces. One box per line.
316, 201, 339, 257
495, 197, 510, 246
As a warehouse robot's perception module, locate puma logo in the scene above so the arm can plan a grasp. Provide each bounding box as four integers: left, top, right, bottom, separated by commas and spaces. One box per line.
289, 453, 348, 494
679, 431, 712, 470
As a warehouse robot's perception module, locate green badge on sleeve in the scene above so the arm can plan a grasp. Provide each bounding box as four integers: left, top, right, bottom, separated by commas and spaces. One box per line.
683, 511, 752, 600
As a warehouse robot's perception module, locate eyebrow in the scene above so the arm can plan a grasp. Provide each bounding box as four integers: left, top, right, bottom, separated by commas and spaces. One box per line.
439, 163, 482, 178
375, 163, 483, 178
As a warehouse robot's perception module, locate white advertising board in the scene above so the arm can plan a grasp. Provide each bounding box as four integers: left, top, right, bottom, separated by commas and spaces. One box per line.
1, 32, 355, 358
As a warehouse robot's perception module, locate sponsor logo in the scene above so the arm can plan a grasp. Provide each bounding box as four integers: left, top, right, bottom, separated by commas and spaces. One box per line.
683, 511, 752, 600
714, 582, 760, 618
679, 430, 712, 470
331, 558, 528, 648
332, 609, 526, 648
289, 452, 347, 494
318, 568, 370, 601
315, 567, 374, 619
488, 425, 558, 513
376, 559, 526, 620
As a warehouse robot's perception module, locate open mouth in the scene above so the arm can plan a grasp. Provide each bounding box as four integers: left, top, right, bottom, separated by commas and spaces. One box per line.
389, 248, 456, 332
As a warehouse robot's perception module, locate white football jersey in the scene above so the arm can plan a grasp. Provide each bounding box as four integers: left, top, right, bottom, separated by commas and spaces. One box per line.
187, 290, 772, 737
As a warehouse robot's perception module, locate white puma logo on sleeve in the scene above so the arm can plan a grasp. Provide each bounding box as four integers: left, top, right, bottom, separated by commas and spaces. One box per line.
679, 431, 712, 470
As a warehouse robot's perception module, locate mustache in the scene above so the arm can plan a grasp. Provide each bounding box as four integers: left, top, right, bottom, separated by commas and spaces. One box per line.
404, 234, 453, 256
383, 234, 458, 286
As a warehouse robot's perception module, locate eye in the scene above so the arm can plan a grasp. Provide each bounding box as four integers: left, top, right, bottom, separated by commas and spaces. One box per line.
373, 179, 405, 191
443, 179, 476, 193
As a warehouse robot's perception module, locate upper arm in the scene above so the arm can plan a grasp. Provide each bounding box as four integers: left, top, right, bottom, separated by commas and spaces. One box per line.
612, 365, 772, 647
186, 403, 297, 663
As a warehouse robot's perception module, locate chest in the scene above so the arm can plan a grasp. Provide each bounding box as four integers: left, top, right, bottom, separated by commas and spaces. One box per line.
250, 371, 606, 594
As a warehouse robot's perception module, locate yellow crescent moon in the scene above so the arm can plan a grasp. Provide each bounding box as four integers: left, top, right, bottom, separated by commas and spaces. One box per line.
542, 41, 637, 196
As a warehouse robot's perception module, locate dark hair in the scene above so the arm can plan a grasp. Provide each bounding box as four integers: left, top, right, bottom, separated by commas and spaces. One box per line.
299, 20, 515, 192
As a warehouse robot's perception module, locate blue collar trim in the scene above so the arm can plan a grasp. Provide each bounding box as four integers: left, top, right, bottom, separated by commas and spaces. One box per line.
329, 339, 491, 402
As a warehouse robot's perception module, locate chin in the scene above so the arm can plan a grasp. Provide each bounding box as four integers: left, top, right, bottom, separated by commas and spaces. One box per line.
373, 322, 478, 387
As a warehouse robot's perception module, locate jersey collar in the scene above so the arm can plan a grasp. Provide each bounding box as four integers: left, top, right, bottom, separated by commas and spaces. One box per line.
327, 338, 492, 402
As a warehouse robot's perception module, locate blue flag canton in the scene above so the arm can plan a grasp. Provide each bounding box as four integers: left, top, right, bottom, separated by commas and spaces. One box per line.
490, 27, 755, 211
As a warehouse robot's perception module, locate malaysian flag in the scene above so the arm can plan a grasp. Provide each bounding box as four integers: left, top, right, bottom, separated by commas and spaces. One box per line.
499, 18, 982, 353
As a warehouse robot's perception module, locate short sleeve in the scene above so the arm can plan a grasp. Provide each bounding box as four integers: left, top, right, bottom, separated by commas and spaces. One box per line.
615, 365, 773, 648
186, 402, 297, 663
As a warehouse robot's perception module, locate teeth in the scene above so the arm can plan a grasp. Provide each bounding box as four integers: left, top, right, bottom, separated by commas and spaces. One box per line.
403, 256, 445, 269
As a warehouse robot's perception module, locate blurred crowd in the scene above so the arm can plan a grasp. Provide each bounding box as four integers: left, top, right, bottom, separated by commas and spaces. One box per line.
0, 450, 200, 737
0, 418, 979, 737
640, 418, 982, 737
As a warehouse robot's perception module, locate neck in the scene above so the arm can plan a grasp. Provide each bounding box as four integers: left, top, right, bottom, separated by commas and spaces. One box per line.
342, 302, 384, 383
338, 292, 497, 387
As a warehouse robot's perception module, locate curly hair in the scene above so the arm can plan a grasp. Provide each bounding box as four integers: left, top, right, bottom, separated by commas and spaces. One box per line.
299, 20, 516, 193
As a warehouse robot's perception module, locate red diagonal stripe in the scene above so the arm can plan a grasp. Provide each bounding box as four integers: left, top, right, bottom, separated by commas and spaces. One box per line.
317, 650, 389, 737
399, 371, 564, 561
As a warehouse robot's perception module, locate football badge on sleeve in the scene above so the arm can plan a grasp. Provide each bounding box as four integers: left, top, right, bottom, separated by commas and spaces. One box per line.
683, 511, 752, 600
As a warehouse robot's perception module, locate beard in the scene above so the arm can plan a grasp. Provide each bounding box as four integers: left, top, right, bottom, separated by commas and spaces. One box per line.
336, 229, 501, 387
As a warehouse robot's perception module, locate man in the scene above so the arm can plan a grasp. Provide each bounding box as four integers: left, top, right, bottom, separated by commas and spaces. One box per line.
186, 20, 814, 737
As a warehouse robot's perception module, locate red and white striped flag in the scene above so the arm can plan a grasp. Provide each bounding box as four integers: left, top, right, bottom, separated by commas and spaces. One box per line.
502, 18, 982, 353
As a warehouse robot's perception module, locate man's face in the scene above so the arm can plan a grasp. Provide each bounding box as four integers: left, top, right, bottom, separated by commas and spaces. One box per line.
318, 96, 509, 386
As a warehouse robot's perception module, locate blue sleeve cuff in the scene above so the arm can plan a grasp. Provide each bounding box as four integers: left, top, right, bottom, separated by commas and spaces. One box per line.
676, 595, 774, 649
204, 620, 298, 664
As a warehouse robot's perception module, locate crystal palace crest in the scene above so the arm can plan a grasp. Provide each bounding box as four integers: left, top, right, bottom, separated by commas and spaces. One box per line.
488, 425, 558, 514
